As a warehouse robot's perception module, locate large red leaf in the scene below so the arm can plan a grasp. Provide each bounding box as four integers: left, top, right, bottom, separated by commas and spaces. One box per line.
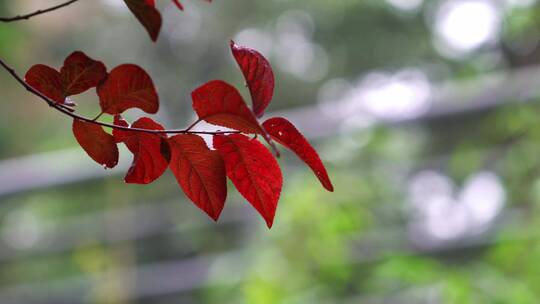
117, 117, 169, 184
213, 134, 282, 228
191, 80, 263, 134
124, 0, 162, 41
169, 134, 227, 220
192, 80, 279, 156
61, 51, 107, 96
25, 64, 64, 104
230, 41, 275, 118
263, 117, 334, 192
72, 119, 119, 169
97, 64, 159, 115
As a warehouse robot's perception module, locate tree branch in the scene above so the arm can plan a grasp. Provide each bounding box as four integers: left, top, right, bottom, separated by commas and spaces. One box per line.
0, 0, 82, 22
0, 57, 240, 136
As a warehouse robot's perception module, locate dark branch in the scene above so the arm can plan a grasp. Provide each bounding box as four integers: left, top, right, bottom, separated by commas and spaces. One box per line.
0, 57, 240, 136
0, 0, 82, 22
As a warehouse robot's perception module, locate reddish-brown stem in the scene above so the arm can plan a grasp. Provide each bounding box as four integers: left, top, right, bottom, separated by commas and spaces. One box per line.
0, 58, 240, 136
0, 0, 82, 22
257, 122, 280, 157
57, 103, 76, 112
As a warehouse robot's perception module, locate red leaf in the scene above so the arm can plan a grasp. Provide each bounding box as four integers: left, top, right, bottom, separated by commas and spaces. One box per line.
97, 64, 159, 115
230, 40, 275, 118
25, 64, 64, 104
192, 80, 279, 156
170, 0, 212, 11
72, 119, 119, 169
25, 52, 106, 105
213, 134, 282, 228
61, 51, 107, 96
171, 0, 184, 10
169, 134, 227, 220
124, 0, 162, 41
263, 117, 334, 192
192, 80, 263, 134
112, 115, 131, 143
117, 117, 169, 184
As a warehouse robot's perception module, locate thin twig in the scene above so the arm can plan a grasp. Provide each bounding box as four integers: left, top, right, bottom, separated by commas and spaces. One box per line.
259, 125, 280, 157
0, 0, 82, 22
184, 118, 202, 132
0, 58, 240, 136
92, 111, 104, 122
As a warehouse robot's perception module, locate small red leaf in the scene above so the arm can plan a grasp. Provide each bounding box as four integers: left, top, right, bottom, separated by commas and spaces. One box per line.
171, 0, 184, 10
97, 64, 159, 115
25, 64, 64, 104
213, 134, 282, 228
171, 0, 211, 11
263, 117, 334, 192
192, 80, 263, 134
25, 52, 106, 106
72, 119, 119, 169
230, 40, 275, 118
117, 117, 169, 184
169, 134, 227, 220
61, 51, 107, 96
124, 0, 162, 41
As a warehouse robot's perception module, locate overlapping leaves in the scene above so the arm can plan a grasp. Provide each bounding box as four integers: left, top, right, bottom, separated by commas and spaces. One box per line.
123, 0, 212, 41
25, 52, 106, 105
24, 43, 333, 228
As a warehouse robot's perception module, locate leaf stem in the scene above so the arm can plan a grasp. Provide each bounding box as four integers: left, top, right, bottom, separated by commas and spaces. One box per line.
0, 57, 240, 136
184, 118, 202, 132
0, 0, 82, 22
92, 111, 104, 122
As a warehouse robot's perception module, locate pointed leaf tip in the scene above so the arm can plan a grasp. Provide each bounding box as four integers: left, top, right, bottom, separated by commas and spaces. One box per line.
169, 134, 227, 221
263, 117, 334, 192
214, 134, 282, 228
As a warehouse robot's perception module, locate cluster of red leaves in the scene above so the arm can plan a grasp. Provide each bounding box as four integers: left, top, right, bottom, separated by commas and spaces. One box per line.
124, 0, 212, 41
24, 42, 333, 228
